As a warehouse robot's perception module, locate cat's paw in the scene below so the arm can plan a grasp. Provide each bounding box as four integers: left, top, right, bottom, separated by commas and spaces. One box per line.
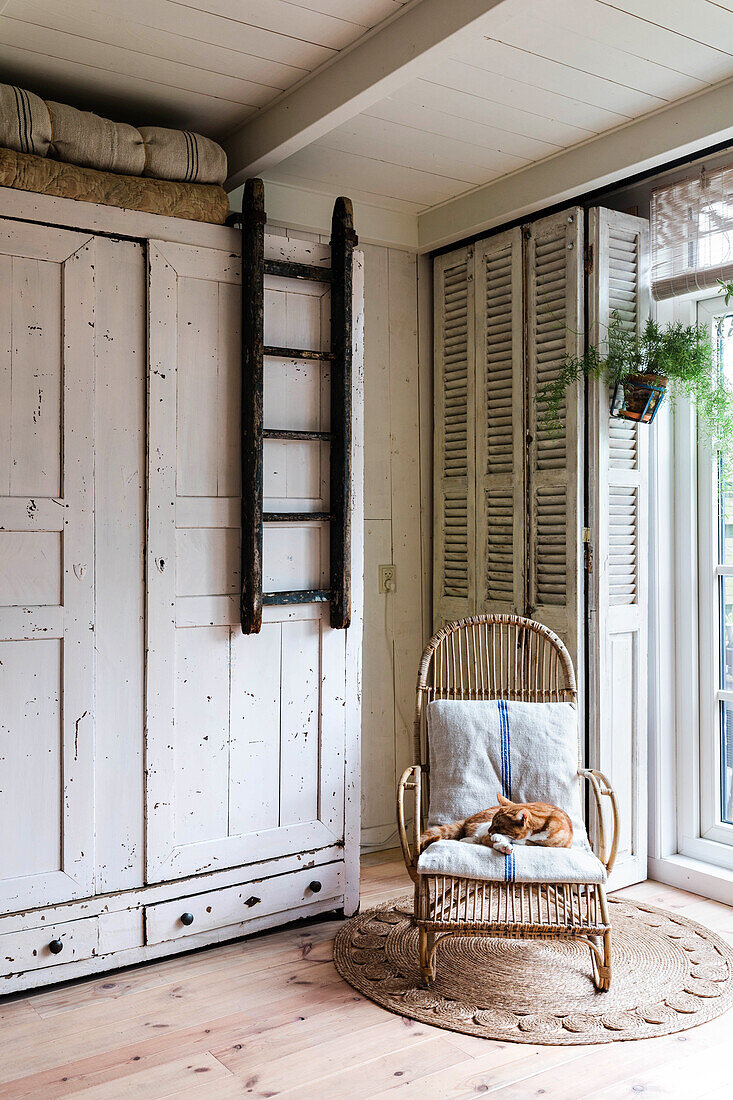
490, 834, 513, 855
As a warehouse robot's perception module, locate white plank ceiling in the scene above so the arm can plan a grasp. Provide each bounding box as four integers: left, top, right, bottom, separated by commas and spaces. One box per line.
1, 0, 732, 220
0, 0, 410, 132
264, 0, 733, 214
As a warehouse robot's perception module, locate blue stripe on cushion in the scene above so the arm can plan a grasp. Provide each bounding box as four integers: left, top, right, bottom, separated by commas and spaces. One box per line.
498, 698, 511, 798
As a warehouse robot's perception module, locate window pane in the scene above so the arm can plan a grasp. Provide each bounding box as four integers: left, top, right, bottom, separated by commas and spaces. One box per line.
720, 576, 733, 692
717, 314, 733, 563
721, 701, 733, 825
721, 476, 733, 563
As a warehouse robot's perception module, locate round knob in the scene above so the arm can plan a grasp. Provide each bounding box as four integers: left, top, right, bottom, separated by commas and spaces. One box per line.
48, 939, 64, 955
180, 912, 194, 926
309, 880, 322, 893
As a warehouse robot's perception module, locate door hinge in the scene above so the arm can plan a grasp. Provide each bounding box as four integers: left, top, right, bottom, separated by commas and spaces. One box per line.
584, 243, 594, 275
582, 526, 593, 574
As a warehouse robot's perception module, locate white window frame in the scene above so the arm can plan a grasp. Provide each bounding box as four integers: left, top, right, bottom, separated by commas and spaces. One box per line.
649, 294, 733, 901
695, 297, 733, 851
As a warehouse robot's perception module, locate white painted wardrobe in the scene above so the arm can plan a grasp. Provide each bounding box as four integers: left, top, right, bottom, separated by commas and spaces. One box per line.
0, 187, 363, 993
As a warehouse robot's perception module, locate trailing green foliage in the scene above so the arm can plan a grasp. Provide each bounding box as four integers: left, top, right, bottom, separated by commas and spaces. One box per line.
719, 279, 733, 306
538, 303, 733, 458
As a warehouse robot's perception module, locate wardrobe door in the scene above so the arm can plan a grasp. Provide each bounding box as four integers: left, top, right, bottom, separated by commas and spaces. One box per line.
474, 229, 524, 616
588, 207, 650, 888
525, 209, 584, 671
145, 240, 347, 883
0, 221, 96, 911
433, 245, 476, 627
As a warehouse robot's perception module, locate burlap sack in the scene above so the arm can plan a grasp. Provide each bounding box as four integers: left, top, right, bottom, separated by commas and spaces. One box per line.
0, 84, 51, 157
47, 101, 145, 176
139, 126, 227, 185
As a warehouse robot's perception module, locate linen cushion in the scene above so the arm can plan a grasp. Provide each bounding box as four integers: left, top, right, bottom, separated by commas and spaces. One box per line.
417, 699, 606, 884
139, 126, 227, 185
47, 102, 145, 176
0, 84, 51, 157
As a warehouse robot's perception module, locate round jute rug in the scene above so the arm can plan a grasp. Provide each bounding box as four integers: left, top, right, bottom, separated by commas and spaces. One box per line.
333, 895, 733, 1045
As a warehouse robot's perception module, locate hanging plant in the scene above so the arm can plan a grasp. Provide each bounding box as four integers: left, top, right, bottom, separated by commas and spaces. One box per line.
538, 282, 733, 458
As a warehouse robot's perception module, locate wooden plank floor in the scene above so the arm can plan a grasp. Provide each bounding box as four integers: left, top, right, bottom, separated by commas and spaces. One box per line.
2, 852, 732, 1099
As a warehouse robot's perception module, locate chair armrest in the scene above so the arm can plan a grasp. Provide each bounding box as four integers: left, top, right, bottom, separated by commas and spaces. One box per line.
397, 764, 424, 883
579, 768, 620, 875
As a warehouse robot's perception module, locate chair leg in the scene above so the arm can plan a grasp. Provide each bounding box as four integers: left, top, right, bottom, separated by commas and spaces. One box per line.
589, 931, 611, 992
419, 928, 436, 986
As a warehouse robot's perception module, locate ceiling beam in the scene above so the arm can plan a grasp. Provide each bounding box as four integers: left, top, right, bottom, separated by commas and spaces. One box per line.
224, 0, 509, 190
418, 78, 733, 252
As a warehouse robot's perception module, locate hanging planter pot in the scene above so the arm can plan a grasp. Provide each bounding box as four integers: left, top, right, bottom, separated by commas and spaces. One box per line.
610, 371, 667, 424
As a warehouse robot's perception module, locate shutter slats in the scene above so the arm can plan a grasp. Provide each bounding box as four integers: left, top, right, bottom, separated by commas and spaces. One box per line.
475, 229, 524, 615
434, 248, 475, 624
609, 484, 638, 605
588, 206, 650, 889
526, 209, 583, 667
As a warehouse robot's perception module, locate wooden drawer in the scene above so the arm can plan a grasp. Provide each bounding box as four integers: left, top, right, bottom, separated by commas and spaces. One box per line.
145, 862, 343, 946
0, 915, 98, 977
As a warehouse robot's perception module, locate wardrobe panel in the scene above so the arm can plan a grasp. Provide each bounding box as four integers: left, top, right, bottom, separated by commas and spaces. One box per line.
0, 638, 61, 880
146, 240, 346, 883
0, 221, 96, 912
93, 237, 146, 894
7, 255, 62, 497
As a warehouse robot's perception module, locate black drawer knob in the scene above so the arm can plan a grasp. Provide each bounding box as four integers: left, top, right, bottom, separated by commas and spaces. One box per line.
48, 939, 64, 955
309, 880, 322, 893
180, 912, 194, 926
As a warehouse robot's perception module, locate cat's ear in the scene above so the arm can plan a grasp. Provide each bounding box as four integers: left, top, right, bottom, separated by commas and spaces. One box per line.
497, 792, 510, 805
515, 809, 529, 824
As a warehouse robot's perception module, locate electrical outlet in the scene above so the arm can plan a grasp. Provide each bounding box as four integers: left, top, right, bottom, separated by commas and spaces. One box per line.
379, 564, 396, 594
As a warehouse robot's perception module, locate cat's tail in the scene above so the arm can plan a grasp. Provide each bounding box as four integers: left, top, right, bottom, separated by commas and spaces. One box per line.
419, 821, 465, 851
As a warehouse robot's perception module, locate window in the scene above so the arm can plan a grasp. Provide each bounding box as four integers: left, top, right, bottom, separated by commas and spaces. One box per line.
697, 296, 733, 852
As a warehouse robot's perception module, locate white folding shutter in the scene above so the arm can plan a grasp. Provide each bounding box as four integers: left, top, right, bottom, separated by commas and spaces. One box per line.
525, 210, 584, 671
474, 229, 524, 615
433, 245, 476, 627
588, 208, 650, 889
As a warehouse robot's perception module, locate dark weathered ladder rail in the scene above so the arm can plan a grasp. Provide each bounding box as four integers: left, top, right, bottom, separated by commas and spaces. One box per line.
239, 180, 356, 634
240, 178, 264, 635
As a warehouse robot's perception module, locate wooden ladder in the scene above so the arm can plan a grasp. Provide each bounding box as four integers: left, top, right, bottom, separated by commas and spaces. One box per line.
238, 178, 357, 635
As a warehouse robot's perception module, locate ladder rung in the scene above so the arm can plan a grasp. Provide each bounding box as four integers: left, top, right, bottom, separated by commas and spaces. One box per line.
263, 511, 331, 523
264, 345, 335, 361
264, 259, 332, 283
262, 589, 330, 605
263, 429, 332, 442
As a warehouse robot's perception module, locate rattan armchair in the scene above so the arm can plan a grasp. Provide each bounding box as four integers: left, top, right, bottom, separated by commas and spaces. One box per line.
397, 615, 619, 991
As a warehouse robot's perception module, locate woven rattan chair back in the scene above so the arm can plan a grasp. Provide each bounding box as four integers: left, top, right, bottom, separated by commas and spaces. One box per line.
414, 614, 578, 768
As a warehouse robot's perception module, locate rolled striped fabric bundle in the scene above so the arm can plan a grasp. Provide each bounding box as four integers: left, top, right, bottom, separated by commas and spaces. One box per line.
139, 126, 227, 185
0, 84, 51, 157
46, 101, 146, 176
0, 85, 227, 185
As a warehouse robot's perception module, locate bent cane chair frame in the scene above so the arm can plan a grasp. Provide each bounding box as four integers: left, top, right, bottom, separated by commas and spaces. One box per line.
397, 615, 619, 991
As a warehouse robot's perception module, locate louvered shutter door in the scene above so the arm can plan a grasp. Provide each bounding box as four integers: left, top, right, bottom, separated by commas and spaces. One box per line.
525, 210, 584, 672
588, 208, 650, 889
433, 246, 476, 627
474, 229, 524, 615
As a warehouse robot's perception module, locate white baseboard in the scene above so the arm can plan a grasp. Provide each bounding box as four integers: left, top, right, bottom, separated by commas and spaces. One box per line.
649, 854, 733, 906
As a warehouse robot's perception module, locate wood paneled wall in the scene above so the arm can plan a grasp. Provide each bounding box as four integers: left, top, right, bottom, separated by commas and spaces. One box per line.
268, 226, 431, 850
360, 242, 431, 850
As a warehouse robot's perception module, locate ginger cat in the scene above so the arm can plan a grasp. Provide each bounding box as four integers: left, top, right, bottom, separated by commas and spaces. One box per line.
420, 792, 573, 855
